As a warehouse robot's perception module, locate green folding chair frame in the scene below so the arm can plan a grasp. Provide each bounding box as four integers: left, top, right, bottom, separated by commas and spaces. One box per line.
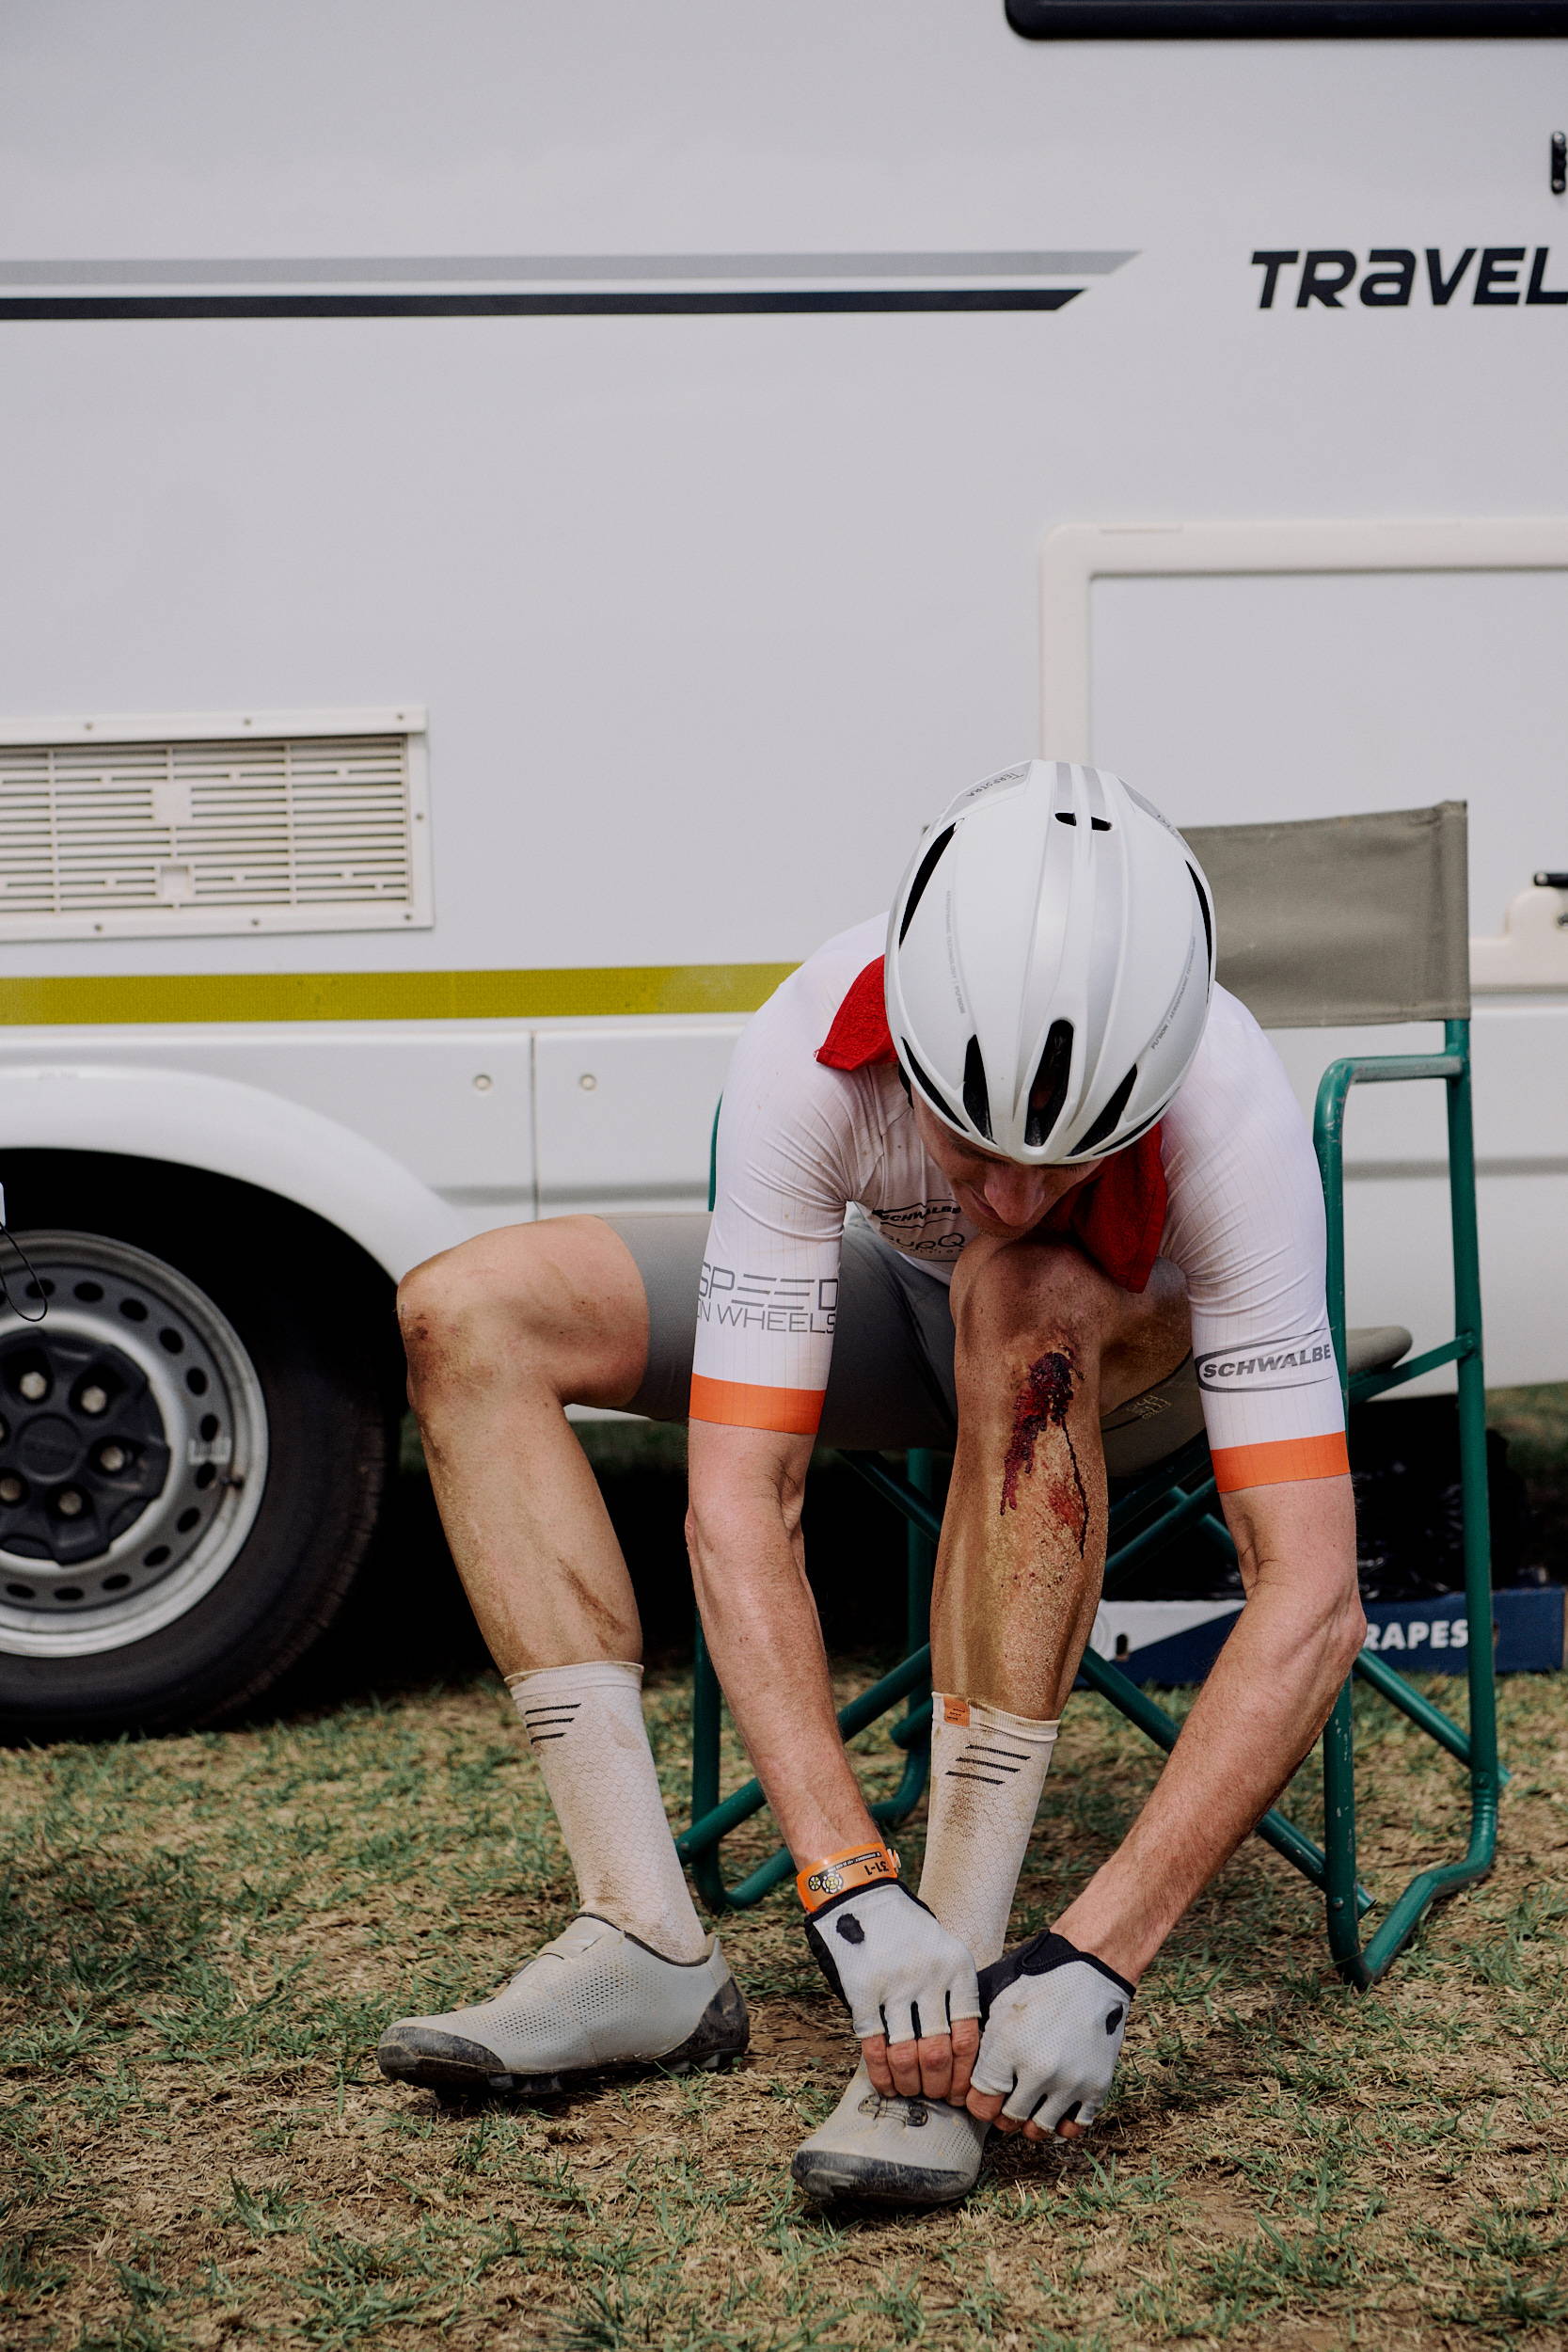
678, 803, 1501, 1985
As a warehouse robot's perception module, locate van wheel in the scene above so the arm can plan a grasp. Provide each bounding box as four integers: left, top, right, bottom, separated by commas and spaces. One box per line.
0, 1167, 398, 1739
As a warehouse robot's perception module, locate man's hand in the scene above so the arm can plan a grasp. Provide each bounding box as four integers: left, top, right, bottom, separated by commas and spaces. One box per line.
965, 1930, 1132, 2143
804, 1879, 982, 2103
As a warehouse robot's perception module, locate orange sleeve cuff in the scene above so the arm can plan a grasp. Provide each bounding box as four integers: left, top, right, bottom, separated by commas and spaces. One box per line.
1211, 1431, 1351, 1494
689, 1373, 824, 1437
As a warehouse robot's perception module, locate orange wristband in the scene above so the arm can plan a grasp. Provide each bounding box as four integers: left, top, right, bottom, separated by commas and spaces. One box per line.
796, 1841, 900, 1912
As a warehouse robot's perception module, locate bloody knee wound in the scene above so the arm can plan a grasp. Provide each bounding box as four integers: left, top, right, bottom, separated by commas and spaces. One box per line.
1000, 1348, 1090, 1552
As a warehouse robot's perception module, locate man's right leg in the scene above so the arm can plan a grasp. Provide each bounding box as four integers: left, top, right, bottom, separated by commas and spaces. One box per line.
794, 1235, 1186, 2203
376, 1216, 746, 2095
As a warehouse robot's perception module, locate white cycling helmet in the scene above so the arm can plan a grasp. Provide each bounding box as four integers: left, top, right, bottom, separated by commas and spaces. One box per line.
884, 759, 1215, 1165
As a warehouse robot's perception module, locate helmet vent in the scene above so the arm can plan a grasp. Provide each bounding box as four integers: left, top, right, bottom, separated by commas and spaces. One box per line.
1189, 863, 1214, 976
902, 1041, 963, 1134
1052, 812, 1111, 832
1024, 1020, 1074, 1150
896, 826, 955, 946
1076, 1063, 1139, 1156
961, 1037, 993, 1141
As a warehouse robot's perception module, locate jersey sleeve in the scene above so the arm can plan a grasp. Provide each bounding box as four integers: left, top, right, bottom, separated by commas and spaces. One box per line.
1162, 993, 1349, 1496
689, 974, 854, 1437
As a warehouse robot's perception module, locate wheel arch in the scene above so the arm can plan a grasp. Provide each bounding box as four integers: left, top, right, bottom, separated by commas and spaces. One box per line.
0, 1061, 466, 1282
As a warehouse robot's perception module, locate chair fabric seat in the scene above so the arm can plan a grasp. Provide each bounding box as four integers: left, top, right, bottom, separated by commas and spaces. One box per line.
1344, 1325, 1414, 1376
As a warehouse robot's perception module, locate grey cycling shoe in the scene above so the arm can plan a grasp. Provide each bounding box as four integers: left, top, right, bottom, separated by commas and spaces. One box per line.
376, 1913, 748, 2096
791, 2058, 990, 2207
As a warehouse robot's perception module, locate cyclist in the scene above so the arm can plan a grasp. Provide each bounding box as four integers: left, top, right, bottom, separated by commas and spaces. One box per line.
377, 760, 1363, 2206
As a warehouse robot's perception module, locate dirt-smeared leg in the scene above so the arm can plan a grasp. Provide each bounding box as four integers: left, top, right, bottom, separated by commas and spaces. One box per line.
398, 1215, 650, 1674
936, 1244, 1116, 1720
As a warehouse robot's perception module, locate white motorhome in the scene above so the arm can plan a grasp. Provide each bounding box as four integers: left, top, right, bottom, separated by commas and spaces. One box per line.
1, 0, 1563, 1734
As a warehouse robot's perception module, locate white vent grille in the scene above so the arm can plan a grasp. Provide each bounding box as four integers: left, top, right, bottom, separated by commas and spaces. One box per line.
0, 707, 430, 938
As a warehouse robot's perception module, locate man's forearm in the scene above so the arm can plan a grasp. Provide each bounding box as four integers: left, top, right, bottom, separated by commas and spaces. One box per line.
1053, 1570, 1364, 1980
686, 1487, 878, 1867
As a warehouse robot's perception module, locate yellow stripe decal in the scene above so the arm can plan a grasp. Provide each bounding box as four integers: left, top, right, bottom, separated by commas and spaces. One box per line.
0, 964, 798, 1028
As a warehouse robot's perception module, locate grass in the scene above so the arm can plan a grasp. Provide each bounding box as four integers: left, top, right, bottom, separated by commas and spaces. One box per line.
2, 1393, 1567, 2351
4, 1664, 1567, 2351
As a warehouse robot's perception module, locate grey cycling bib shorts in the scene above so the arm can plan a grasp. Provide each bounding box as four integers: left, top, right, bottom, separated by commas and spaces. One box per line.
599, 1212, 1202, 1479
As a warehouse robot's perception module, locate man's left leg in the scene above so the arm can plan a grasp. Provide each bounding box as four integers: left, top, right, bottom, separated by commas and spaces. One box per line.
795, 1238, 1187, 2204
918, 1236, 1189, 1967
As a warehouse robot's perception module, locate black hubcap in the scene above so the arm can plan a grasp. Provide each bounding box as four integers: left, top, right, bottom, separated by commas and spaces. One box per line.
0, 1331, 169, 1566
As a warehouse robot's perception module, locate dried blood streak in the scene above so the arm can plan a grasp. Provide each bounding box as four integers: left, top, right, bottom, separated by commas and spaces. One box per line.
1000, 1348, 1089, 1552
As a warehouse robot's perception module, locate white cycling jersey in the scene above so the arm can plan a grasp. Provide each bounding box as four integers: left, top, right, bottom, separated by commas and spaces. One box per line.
691, 914, 1348, 1493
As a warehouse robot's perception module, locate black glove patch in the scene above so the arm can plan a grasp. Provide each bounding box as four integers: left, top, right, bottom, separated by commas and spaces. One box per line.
978, 1928, 1133, 2022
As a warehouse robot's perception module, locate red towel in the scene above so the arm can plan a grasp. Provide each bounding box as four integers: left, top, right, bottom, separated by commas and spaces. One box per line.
817, 956, 1166, 1294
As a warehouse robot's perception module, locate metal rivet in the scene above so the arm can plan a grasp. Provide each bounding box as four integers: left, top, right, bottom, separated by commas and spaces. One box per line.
98, 1442, 128, 1473
579, 1073, 597, 1091
56, 1489, 85, 1518
473, 1073, 493, 1092
19, 1370, 48, 1402
80, 1384, 108, 1415
0, 1475, 24, 1503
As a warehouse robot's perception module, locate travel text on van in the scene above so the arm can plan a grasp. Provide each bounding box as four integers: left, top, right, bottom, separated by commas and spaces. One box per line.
1251, 248, 1568, 309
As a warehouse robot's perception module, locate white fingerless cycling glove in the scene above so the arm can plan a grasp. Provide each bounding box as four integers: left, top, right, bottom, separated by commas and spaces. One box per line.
971, 1930, 1133, 2130
804, 1879, 981, 2047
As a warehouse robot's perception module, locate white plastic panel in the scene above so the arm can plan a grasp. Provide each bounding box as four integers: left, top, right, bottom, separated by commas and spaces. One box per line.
534, 1025, 743, 1218
1263, 1007, 1567, 1390
1085, 564, 1568, 945
0, 1026, 532, 1222
1268, 1008, 1568, 1171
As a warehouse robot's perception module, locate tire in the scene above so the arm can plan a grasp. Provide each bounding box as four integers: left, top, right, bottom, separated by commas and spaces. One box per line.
0, 1153, 401, 1740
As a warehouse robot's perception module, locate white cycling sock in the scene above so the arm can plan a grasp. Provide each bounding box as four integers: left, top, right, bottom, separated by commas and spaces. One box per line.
505, 1660, 709, 1963
917, 1694, 1060, 1969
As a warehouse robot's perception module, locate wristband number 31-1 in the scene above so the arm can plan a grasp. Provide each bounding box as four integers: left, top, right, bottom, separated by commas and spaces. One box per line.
797, 1842, 900, 1912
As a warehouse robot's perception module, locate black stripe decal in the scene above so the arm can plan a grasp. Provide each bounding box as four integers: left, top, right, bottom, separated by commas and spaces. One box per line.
0, 288, 1084, 323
